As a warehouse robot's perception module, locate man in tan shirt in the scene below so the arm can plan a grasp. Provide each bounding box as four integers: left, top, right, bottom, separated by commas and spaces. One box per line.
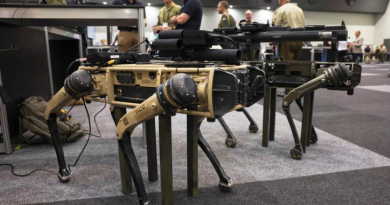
273, 0, 305, 61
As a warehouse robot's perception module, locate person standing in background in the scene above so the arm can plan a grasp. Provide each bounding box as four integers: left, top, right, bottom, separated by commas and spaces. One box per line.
240, 10, 260, 60
243, 10, 253, 25
217, 1, 236, 28
364, 45, 371, 63
156, 0, 181, 32
273, 0, 305, 98
146, 25, 158, 53
351, 30, 364, 62
380, 44, 387, 63
171, 0, 203, 30
273, 0, 305, 61
113, 0, 147, 52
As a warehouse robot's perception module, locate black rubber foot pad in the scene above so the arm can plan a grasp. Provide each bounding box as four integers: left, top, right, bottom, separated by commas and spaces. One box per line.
225, 138, 237, 148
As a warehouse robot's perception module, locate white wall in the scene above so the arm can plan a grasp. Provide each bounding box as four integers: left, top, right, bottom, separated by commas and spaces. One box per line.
374, 2, 390, 46
305, 11, 375, 45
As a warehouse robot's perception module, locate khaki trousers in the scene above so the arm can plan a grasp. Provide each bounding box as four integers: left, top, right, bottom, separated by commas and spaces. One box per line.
118, 31, 139, 52
280, 42, 303, 61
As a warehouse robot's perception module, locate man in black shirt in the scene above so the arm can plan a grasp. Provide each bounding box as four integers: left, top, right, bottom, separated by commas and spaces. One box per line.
113, 0, 147, 52
171, 0, 202, 30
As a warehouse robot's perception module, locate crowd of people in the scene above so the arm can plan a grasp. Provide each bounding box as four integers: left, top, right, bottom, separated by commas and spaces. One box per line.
97, 0, 388, 64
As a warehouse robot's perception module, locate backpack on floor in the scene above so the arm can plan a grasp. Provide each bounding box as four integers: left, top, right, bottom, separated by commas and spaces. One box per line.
19, 96, 84, 143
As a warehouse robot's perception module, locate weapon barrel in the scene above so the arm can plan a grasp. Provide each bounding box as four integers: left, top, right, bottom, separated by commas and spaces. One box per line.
154, 39, 184, 51
159, 29, 184, 39
227, 30, 348, 43
190, 49, 241, 64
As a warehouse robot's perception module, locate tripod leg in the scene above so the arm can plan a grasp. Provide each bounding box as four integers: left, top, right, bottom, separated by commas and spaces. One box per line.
47, 114, 70, 183
240, 108, 259, 133
198, 130, 233, 192
118, 132, 149, 205
217, 117, 237, 148
295, 99, 318, 144
282, 107, 303, 160
110, 106, 133, 195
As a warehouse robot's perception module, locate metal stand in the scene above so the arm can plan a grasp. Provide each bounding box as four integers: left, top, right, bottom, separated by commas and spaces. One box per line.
138, 8, 145, 53
0, 69, 12, 154
145, 118, 158, 182
262, 88, 317, 152
262, 85, 271, 147
187, 107, 198, 197
111, 106, 133, 195
269, 88, 277, 141
159, 114, 173, 205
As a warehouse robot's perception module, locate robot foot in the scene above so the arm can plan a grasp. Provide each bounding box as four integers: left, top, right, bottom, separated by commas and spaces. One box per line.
218, 179, 233, 193
57, 168, 71, 183
249, 123, 259, 133
310, 135, 318, 144
290, 146, 303, 160
225, 136, 237, 148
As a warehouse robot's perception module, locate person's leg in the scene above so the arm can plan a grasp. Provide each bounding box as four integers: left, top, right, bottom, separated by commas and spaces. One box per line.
280, 42, 293, 61
118, 32, 132, 52
292, 42, 303, 61
130, 32, 139, 51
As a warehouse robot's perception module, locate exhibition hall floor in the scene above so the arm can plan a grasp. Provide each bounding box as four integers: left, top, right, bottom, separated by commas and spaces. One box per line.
1, 63, 389, 205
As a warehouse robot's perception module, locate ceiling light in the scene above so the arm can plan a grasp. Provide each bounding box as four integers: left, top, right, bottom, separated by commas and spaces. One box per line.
229, 5, 233, 8
103, 1, 107, 4
267, 7, 270, 10
147, 3, 151, 6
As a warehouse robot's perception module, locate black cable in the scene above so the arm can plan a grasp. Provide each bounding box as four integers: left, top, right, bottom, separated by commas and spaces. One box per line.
219, 35, 238, 49
65, 60, 78, 77
92, 103, 106, 138
67, 96, 92, 173
209, 33, 238, 49
1, 89, 76, 177
11, 0, 30, 25
82, 102, 106, 138
0, 164, 56, 177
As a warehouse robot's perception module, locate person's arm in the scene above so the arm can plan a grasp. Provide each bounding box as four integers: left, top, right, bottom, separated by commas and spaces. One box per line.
172, 0, 196, 25
174, 13, 190, 25
273, 11, 283, 26
167, 6, 182, 30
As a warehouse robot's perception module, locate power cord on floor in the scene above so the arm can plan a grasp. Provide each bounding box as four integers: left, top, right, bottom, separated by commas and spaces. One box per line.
0, 164, 57, 177
67, 96, 92, 173
1, 97, 95, 177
